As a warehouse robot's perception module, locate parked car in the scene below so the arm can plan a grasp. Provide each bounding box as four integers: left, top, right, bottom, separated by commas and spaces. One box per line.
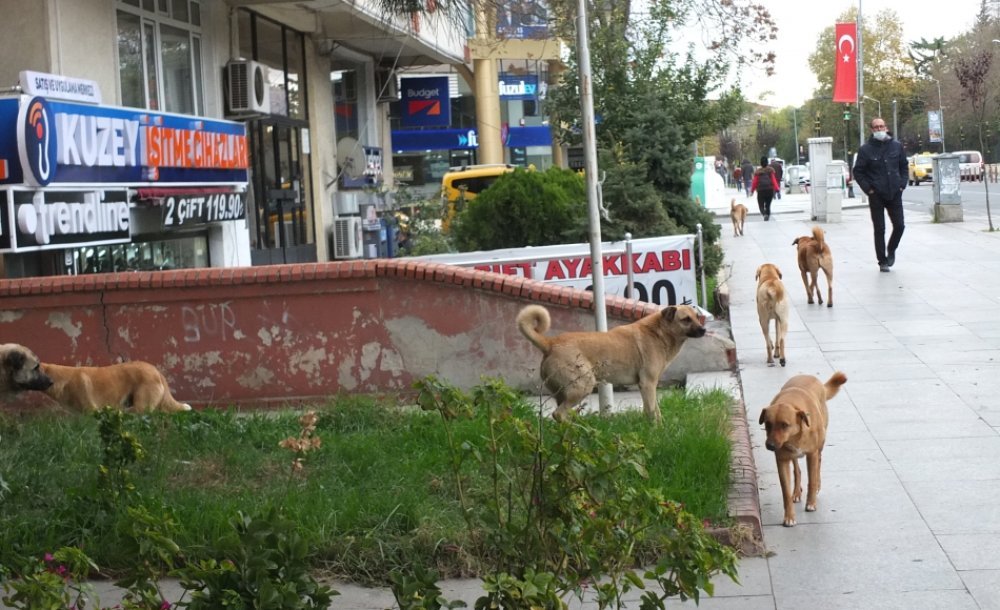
953, 150, 984, 181
908, 153, 935, 185
783, 164, 810, 189
441, 164, 518, 204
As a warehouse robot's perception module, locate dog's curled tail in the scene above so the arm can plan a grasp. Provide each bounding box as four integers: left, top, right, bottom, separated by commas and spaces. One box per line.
730, 198, 736, 211
824, 371, 848, 399
516, 305, 553, 355
811, 225, 826, 249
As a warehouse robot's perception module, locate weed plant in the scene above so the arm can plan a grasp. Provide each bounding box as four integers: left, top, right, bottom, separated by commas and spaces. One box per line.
0, 384, 733, 587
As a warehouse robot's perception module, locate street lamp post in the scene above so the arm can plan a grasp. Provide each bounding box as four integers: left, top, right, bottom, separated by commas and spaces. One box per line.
792, 107, 800, 165
930, 77, 946, 153
862, 95, 881, 119
892, 99, 898, 136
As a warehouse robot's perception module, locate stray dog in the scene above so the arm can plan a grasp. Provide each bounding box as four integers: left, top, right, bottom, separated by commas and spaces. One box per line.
730, 199, 748, 237
755, 263, 789, 367
517, 304, 707, 423
759, 372, 847, 527
792, 226, 834, 307
0, 343, 54, 395
40, 360, 192, 413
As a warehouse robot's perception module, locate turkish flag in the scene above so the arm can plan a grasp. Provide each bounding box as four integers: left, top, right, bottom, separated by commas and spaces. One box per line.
833, 22, 857, 103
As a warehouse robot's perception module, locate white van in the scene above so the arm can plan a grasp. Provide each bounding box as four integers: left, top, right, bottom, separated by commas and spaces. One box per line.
953, 150, 984, 181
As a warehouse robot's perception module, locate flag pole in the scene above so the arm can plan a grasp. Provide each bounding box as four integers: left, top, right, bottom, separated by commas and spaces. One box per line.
857, 0, 865, 145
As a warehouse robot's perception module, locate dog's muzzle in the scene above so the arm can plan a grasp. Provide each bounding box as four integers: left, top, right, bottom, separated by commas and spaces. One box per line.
765, 440, 778, 451
20, 374, 53, 392
688, 327, 707, 338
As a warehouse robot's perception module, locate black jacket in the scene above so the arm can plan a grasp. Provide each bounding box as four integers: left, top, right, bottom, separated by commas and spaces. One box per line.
852, 136, 908, 200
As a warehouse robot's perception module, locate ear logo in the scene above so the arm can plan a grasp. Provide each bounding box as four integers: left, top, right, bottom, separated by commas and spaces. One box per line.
17, 97, 58, 186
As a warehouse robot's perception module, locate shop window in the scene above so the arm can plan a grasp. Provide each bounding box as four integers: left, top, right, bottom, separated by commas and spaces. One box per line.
116, 1, 202, 115
67, 236, 208, 275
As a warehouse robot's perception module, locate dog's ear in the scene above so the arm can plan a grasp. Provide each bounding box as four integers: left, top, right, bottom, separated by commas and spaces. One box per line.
663, 306, 677, 322
777, 268, 783, 279
755, 266, 761, 281
4, 349, 26, 373
758, 407, 768, 425
792, 238, 800, 246
797, 408, 810, 427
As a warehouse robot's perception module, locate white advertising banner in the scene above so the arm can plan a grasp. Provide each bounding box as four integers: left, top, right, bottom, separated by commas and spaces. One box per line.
419, 235, 698, 307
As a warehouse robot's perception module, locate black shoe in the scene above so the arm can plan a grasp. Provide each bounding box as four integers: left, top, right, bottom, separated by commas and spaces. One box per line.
887, 253, 895, 267
879, 263, 890, 272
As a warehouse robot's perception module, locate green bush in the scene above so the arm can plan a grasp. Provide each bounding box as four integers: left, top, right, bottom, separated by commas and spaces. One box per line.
450, 168, 588, 250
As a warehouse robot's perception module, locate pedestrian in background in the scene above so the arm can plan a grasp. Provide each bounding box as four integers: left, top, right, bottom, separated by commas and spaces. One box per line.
750, 156, 779, 221
741, 159, 754, 196
734, 165, 743, 193
852, 117, 907, 273
770, 158, 784, 199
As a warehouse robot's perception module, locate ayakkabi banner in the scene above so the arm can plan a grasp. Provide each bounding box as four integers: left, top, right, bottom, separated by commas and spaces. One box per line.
418, 235, 698, 307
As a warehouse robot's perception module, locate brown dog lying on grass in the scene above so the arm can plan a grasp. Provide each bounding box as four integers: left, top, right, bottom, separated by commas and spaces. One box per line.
759, 372, 847, 527
0, 343, 191, 414
40, 361, 192, 413
517, 304, 707, 423
792, 226, 834, 307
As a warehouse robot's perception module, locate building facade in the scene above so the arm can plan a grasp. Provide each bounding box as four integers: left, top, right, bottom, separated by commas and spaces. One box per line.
0, 0, 466, 277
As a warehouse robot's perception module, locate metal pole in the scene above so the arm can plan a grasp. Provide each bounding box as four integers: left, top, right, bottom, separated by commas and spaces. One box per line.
575, 0, 613, 414
857, 0, 865, 147
625, 233, 634, 299
793, 107, 800, 165
892, 99, 898, 136
936, 78, 947, 153
697, 224, 707, 310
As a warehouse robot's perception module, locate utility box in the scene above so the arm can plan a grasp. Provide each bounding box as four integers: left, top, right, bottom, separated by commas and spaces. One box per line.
932, 154, 963, 222
808, 137, 833, 221
823, 163, 844, 222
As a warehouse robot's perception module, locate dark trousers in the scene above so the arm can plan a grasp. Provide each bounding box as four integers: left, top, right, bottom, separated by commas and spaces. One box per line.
868, 192, 905, 264
756, 191, 775, 218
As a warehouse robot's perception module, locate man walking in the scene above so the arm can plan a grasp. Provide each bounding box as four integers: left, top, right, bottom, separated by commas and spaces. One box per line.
741, 159, 754, 196
852, 117, 907, 272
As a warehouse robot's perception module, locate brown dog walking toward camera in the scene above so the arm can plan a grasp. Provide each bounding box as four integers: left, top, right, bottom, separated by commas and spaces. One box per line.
793, 226, 834, 307
755, 263, 789, 367
759, 372, 847, 527
730, 199, 748, 237
517, 304, 707, 423
41, 361, 192, 413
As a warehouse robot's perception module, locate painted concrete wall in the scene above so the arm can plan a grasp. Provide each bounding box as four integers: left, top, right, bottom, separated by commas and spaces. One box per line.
0, 261, 733, 410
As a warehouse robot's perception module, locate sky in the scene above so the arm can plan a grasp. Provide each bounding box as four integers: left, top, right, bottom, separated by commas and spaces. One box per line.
739, 0, 988, 108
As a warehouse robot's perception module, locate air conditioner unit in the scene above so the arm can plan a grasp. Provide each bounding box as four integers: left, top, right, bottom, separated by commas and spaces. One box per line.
226, 59, 270, 115
331, 216, 363, 259
375, 69, 399, 104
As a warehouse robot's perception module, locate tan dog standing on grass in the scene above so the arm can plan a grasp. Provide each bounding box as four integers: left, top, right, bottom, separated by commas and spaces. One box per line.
41, 361, 192, 413
730, 199, 748, 237
759, 372, 847, 527
517, 304, 707, 423
792, 226, 834, 307
755, 263, 789, 367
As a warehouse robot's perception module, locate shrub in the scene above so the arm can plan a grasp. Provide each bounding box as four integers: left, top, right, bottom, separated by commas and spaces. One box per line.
450, 168, 588, 250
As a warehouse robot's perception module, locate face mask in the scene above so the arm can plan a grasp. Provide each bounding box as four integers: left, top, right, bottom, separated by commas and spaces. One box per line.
873, 131, 888, 141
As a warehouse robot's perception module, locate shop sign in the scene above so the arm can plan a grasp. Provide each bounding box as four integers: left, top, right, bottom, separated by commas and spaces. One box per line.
0, 95, 248, 188
19, 71, 101, 104
0, 188, 130, 252
498, 75, 538, 100
161, 191, 247, 228
400, 76, 450, 128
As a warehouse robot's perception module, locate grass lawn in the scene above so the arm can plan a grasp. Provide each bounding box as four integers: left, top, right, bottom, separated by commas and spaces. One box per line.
0, 386, 733, 584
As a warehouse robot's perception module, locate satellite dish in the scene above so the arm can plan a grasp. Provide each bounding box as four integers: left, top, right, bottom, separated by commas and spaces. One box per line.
336, 137, 366, 180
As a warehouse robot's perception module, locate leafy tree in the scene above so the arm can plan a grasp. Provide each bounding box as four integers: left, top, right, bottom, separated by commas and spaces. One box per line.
955, 48, 996, 230
449, 168, 589, 250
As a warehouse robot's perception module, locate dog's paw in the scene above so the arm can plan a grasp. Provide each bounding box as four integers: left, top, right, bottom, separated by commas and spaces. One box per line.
805, 503, 817, 512
827, 303, 833, 308
780, 358, 786, 367
783, 516, 797, 527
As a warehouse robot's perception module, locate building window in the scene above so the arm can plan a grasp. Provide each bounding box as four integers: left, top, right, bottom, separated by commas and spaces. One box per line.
116, 0, 202, 115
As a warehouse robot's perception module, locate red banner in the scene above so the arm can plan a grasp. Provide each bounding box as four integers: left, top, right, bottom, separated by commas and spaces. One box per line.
833, 22, 858, 103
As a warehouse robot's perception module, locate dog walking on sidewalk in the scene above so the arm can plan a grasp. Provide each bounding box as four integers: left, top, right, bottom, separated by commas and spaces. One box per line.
730, 199, 748, 237
792, 226, 834, 307
755, 263, 789, 367
759, 372, 847, 527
